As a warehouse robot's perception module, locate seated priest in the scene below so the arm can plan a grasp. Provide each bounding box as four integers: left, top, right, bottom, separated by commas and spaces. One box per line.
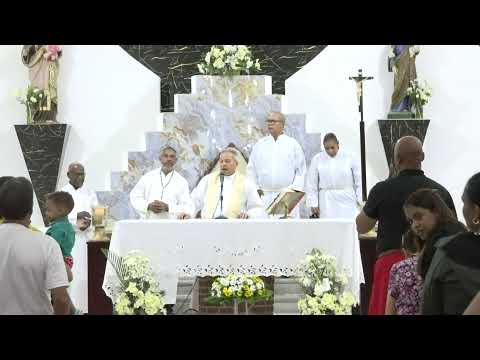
130, 146, 194, 219
180, 148, 266, 219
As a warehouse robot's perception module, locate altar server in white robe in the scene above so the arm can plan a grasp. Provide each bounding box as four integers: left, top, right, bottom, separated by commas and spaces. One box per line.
60, 162, 98, 313
247, 111, 307, 218
182, 148, 266, 219
130, 146, 194, 219
305, 133, 363, 219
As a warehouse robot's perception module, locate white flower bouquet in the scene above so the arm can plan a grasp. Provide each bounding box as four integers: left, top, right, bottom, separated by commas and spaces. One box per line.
407, 78, 432, 119
197, 45, 261, 76
102, 249, 166, 315
208, 274, 272, 306
15, 85, 47, 124
297, 248, 357, 315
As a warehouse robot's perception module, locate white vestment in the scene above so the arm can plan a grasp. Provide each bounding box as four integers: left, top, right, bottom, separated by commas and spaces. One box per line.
61, 182, 99, 313
247, 134, 307, 218
305, 151, 362, 219
130, 169, 194, 219
191, 172, 266, 219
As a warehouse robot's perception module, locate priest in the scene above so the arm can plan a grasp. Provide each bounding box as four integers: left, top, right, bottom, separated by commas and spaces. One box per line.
182, 148, 265, 219
60, 162, 98, 314
130, 146, 194, 219
247, 111, 307, 218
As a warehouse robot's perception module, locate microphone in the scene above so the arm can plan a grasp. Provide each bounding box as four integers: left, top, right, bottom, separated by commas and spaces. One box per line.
215, 173, 228, 219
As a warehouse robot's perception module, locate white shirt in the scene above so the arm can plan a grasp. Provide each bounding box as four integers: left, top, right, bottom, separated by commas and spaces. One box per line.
191, 172, 266, 219
305, 151, 362, 219
247, 134, 307, 218
61, 182, 98, 313
61, 183, 98, 231
0, 223, 69, 315
247, 134, 307, 192
130, 169, 194, 219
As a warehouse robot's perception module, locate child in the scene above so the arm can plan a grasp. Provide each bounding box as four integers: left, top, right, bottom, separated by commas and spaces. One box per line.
385, 230, 424, 315
45, 191, 82, 315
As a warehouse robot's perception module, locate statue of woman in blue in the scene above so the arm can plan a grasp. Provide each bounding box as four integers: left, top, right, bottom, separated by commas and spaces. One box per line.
388, 45, 419, 112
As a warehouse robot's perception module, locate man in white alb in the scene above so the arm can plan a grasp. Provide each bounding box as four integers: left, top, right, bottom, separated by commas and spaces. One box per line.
247, 111, 307, 218
181, 148, 265, 219
130, 146, 194, 219
60, 162, 99, 314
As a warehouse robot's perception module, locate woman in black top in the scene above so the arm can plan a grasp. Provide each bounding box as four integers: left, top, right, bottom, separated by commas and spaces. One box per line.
421, 172, 480, 314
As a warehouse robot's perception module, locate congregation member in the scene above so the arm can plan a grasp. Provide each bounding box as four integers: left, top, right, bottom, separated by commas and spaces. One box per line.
305, 133, 362, 219
60, 162, 98, 313
0, 177, 71, 315
130, 146, 194, 219
356, 136, 456, 315
247, 111, 306, 218
422, 172, 480, 314
385, 230, 424, 315
183, 148, 265, 219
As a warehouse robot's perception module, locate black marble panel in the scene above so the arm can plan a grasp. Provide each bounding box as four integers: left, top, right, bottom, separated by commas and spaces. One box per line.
378, 119, 430, 171
120, 45, 327, 112
14, 124, 70, 226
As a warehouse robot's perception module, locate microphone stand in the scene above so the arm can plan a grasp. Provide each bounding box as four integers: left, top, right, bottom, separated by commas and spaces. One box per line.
215, 174, 228, 219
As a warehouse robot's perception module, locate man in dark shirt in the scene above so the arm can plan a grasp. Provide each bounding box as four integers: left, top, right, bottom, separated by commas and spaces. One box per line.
356, 136, 456, 315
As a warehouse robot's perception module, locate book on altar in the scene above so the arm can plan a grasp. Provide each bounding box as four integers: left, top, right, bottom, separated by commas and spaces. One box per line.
266, 188, 305, 218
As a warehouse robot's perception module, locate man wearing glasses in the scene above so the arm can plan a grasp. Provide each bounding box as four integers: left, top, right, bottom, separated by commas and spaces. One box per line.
247, 111, 306, 218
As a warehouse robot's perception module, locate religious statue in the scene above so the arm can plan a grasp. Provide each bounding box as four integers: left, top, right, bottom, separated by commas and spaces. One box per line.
388, 45, 420, 114
21, 45, 62, 123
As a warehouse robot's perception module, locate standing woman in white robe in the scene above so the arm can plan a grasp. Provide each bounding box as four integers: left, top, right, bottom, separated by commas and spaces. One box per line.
305, 133, 362, 219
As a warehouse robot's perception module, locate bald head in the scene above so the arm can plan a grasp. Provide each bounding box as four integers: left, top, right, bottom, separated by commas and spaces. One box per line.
393, 136, 424, 171
67, 162, 85, 189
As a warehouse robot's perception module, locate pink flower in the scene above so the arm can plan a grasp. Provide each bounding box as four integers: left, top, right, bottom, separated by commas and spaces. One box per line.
43, 45, 62, 61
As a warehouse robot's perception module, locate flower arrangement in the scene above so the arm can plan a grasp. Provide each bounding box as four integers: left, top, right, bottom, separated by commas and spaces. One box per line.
15, 85, 47, 124
297, 248, 357, 315
208, 274, 272, 313
44, 45, 62, 61
102, 249, 166, 315
406, 78, 432, 119
197, 45, 261, 76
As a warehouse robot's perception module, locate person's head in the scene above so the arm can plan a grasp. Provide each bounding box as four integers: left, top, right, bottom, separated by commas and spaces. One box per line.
67, 162, 85, 190
0, 176, 14, 190
0, 177, 33, 223
404, 188, 456, 241
402, 229, 424, 257
45, 191, 74, 223
218, 148, 239, 176
393, 136, 424, 172
462, 172, 480, 233
159, 146, 177, 172
266, 111, 285, 138
323, 133, 339, 158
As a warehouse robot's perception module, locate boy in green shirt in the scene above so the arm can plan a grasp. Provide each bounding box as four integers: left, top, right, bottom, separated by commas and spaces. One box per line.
45, 191, 81, 315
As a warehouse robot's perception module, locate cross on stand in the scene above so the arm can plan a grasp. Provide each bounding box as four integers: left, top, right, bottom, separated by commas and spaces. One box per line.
349, 69, 373, 202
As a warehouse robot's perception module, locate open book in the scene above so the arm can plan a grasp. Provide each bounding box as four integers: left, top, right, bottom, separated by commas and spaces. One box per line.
266, 189, 305, 218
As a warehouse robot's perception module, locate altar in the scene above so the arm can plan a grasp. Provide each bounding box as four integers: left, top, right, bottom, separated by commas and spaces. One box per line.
101, 218, 364, 314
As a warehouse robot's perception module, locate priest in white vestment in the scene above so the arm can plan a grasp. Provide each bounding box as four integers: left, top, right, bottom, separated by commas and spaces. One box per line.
185, 148, 266, 219
130, 146, 194, 220
305, 133, 362, 219
60, 162, 98, 314
247, 112, 307, 218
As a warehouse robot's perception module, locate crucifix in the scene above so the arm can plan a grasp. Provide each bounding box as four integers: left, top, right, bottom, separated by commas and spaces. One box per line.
349, 69, 373, 202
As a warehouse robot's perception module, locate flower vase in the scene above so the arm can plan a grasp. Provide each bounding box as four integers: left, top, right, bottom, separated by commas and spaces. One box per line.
415, 106, 423, 119
26, 106, 33, 124
233, 299, 239, 315
244, 301, 250, 315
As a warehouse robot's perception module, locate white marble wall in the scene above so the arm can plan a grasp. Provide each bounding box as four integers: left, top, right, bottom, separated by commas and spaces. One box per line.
98, 75, 322, 220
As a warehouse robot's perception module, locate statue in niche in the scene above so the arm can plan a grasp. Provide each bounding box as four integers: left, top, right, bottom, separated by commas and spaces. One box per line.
388, 45, 420, 115
21, 45, 62, 123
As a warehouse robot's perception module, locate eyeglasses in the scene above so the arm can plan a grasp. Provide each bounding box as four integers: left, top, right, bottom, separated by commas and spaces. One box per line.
266, 120, 282, 124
